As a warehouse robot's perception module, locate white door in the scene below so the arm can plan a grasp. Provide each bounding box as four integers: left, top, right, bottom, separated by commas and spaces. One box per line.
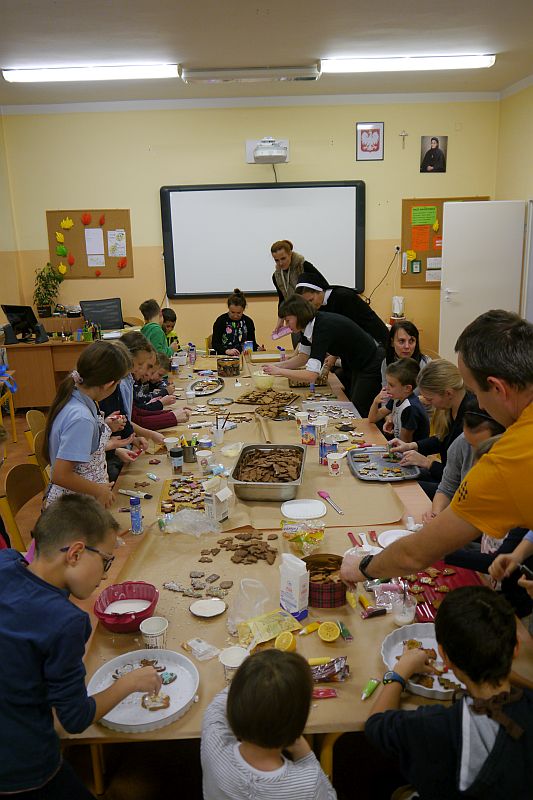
439, 201, 526, 361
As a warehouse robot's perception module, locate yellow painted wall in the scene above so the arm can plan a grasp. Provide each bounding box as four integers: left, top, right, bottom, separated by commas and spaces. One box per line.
496, 84, 533, 200
1, 99, 500, 351
0, 118, 20, 322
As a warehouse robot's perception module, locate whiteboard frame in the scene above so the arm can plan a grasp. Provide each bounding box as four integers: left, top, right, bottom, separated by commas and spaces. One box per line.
160, 181, 366, 298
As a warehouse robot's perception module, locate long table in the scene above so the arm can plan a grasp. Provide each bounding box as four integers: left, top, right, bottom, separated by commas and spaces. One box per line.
64, 356, 533, 792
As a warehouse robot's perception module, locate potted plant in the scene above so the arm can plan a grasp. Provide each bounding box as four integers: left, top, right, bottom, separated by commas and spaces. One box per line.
33, 262, 64, 317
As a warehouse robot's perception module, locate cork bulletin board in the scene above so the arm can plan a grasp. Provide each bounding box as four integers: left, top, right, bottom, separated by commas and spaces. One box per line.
401, 196, 489, 288
46, 209, 133, 279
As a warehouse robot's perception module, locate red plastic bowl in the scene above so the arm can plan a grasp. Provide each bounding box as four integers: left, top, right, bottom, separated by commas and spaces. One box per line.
94, 581, 159, 633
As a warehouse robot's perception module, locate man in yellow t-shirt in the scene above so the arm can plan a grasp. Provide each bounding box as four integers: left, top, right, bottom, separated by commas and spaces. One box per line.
340, 310, 533, 584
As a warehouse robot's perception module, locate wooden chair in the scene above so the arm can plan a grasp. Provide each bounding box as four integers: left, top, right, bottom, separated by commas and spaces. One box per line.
24, 409, 46, 451
0, 463, 44, 551
123, 316, 144, 327
32, 429, 50, 487
0, 380, 17, 444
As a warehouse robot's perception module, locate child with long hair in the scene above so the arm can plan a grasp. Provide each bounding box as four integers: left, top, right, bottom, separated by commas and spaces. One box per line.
390, 359, 474, 498
43, 340, 132, 509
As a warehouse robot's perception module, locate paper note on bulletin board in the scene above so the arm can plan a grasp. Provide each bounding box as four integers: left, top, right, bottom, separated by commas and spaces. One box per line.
46, 209, 133, 279
401, 196, 489, 289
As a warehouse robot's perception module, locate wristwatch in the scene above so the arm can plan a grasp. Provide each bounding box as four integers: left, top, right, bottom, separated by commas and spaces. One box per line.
358, 554, 374, 580
383, 670, 407, 690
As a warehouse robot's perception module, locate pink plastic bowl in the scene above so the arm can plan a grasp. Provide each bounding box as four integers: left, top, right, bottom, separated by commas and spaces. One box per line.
94, 581, 159, 633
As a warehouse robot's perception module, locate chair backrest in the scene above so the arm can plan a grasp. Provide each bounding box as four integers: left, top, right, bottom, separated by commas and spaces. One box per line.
33, 429, 50, 485
123, 316, 144, 326
26, 409, 46, 442
0, 463, 44, 551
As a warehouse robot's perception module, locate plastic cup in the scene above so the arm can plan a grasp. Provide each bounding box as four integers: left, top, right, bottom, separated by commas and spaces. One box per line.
218, 646, 249, 681
211, 426, 225, 444
196, 449, 214, 475
139, 616, 168, 649
163, 436, 180, 455
391, 596, 417, 626
314, 415, 329, 436
295, 411, 309, 428
327, 452, 343, 476
185, 390, 196, 405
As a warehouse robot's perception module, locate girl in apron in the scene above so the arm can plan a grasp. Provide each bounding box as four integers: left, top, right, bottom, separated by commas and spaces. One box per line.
43, 341, 132, 509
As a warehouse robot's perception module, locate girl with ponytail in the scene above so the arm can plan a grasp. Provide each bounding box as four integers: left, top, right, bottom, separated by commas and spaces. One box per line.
43, 340, 132, 509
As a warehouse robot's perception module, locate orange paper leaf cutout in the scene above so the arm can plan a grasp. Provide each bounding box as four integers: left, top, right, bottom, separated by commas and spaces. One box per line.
94, 269, 102, 277
68, 253, 75, 266
81, 212, 92, 225
117, 257, 127, 270
99, 214, 106, 226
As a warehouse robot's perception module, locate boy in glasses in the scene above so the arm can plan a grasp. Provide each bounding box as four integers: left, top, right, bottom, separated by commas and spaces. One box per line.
0, 494, 161, 798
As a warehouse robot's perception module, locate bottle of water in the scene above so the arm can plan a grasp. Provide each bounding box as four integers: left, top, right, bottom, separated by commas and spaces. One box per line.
130, 497, 143, 535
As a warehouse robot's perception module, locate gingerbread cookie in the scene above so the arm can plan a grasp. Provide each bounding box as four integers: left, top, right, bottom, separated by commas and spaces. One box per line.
160, 671, 177, 685
141, 693, 170, 711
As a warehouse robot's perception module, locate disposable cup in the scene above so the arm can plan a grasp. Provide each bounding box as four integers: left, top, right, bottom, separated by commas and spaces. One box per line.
219, 646, 249, 681
185, 390, 196, 405
314, 415, 329, 436
196, 450, 214, 475
391, 596, 417, 626
327, 452, 344, 476
211, 426, 225, 444
139, 616, 168, 649
295, 411, 309, 428
163, 437, 180, 455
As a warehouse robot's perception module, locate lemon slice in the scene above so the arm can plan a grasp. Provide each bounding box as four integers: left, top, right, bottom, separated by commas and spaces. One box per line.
317, 621, 340, 642
275, 631, 296, 652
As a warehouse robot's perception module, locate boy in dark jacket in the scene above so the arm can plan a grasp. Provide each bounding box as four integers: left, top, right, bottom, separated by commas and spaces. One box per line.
365, 586, 533, 799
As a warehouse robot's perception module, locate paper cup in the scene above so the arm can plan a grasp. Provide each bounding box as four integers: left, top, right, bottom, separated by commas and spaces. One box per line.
139, 616, 168, 649
219, 646, 249, 681
196, 450, 214, 475
327, 452, 343, 476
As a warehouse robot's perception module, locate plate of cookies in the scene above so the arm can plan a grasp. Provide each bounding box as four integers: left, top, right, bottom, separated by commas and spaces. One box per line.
381, 622, 464, 700
87, 648, 199, 732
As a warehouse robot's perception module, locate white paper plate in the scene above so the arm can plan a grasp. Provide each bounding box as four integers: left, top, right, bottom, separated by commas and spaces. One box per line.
87, 648, 199, 733
378, 529, 412, 548
280, 499, 327, 520
189, 598, 226, 618
381, 622, 464, 700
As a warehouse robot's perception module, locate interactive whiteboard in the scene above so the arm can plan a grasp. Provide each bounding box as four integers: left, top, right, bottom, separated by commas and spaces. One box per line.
160, 181, 365, 297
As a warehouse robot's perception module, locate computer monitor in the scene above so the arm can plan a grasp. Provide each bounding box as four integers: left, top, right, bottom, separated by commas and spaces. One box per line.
1, 304, 44, 341
80, 298, 124, 331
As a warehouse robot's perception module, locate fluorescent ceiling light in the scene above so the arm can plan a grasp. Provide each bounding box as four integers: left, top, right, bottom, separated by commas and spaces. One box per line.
180, 65, 320, 83
321, 54, 496, 73
2, 64, 179, 83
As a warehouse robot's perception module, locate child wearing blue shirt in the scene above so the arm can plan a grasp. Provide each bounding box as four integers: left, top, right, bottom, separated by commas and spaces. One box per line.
368, 358, 429, 443
43, 341, 133, 509
0, 494, 161, 796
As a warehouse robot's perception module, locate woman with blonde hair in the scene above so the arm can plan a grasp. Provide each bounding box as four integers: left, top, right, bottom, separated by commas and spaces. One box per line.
389, 359, 474, 498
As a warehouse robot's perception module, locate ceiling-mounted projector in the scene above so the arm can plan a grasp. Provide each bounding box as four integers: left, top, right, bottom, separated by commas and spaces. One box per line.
253, 137, 288, 164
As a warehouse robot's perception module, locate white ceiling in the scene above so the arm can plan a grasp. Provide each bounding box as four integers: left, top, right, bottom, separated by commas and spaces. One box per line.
1, 0, 533, 106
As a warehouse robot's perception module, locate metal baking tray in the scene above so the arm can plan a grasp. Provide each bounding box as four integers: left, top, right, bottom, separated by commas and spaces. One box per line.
347, 449, 420, 482
229, 444, 306, 501
189, 376, 224, 396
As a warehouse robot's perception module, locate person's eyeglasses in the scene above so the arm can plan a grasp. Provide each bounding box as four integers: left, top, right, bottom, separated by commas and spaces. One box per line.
60, 544, 115, 573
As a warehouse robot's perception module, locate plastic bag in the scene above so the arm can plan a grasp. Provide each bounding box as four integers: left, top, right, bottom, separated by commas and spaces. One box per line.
281, 519, 325, 556
227, 578, 271, 636
157, 508, 220, 537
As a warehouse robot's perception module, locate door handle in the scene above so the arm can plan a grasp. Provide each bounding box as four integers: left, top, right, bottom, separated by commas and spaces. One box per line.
443, 288, 459, 294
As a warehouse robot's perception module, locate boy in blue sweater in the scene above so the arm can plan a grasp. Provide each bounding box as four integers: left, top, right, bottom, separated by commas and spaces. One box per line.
368, 357, 429, 443
365, 586, 533, 799
0, 494, 161, 797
